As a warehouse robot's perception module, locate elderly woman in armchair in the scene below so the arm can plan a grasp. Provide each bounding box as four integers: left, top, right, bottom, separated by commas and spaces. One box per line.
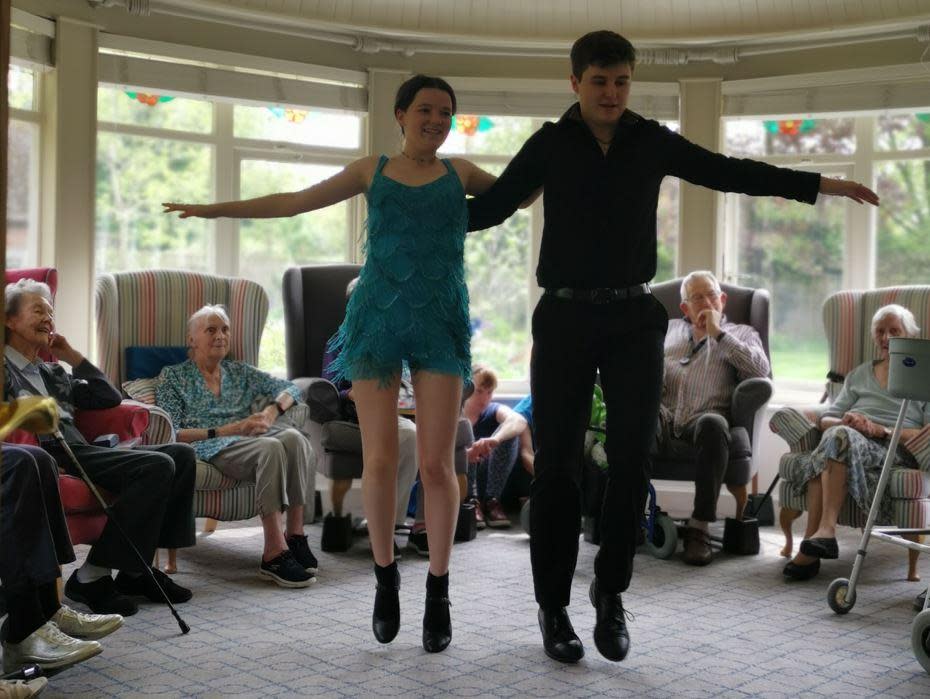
156, 305, 318, 589
784, 304, 930, 580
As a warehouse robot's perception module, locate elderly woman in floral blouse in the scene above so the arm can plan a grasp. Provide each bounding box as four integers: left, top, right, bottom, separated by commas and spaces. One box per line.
156, 305, 318, 589
784, 304, 930, 581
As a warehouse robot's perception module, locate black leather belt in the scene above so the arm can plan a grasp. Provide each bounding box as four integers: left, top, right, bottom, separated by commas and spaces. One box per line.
544, 284, 651, 304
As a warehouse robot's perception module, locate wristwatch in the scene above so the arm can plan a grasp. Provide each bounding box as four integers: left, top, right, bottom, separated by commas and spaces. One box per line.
275, 402, 286, 416
207, 427, 217, 439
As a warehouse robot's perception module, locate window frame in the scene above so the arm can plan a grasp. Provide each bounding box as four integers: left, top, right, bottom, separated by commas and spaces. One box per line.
8, 65, 42, 269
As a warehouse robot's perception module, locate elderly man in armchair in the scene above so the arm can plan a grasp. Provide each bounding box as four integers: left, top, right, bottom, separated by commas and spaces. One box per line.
657, 270, 771, 566
3, 279, 196, 616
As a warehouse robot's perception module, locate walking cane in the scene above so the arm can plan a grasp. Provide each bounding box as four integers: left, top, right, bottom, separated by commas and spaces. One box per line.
0, 397, 190, 634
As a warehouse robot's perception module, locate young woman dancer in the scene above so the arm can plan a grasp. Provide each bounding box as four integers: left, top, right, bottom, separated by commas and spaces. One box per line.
164, 74, 528, 652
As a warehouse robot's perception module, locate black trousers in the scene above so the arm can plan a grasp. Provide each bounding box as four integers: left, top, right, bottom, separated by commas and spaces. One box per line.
680, 414, 731, 522
529, 293, 668, 608
44, 441, 197, 573
1, 444, 75, 643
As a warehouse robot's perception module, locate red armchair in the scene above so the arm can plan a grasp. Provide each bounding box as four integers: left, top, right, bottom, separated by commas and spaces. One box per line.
3, 268, 149, 545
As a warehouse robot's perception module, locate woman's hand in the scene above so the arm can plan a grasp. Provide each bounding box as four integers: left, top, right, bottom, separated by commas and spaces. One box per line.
162, 203, 218, 219
48, 332, 84, 367
819, 177, 880, 206
239, 412, 273, 436
843, 412, 886, 439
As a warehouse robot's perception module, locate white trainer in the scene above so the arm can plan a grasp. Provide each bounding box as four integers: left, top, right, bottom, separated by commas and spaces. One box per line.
1, 622, 102, 673
0, 677, 48, 698
51, 604, 123, 640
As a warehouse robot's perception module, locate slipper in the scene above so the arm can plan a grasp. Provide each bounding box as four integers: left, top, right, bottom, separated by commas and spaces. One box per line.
783, 558, 821, 581
799, 537, 839, 559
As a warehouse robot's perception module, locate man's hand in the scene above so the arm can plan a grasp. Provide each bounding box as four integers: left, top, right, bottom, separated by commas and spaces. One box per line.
48, 333, 84, 367
466, 437, 499, 463
819, 177, 880, 206
697, 308, 723, 338
240, 412, 273, 436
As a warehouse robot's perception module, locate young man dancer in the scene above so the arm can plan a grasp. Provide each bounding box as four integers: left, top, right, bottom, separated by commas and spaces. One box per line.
467, 30, 879, 663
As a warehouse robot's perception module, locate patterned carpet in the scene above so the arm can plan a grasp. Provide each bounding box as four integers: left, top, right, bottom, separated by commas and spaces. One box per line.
38, 518, 930, 697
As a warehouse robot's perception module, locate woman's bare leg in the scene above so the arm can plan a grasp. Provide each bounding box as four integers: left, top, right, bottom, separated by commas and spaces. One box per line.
811, 458, 847, 540
353, 376, 402, 567
412, 371, 463, 576
791, 475, 823, 565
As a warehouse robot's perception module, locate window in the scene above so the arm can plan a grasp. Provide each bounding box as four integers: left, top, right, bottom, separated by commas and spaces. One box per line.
95, 84, 363, 373
655, 121, 680, 283
875, 114, 930, 287
7, 65, 40, 270
723, 111, 930, 398
440, 115, 537, 383
95, 88, 214, 274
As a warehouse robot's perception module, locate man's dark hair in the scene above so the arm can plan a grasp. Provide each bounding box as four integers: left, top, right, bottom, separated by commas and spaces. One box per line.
394, 74, 457, 115
570, 30, 636, 79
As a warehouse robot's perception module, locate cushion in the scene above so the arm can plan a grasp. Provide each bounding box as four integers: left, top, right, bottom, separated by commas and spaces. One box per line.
122, 377, 159, 405
125, 346, 188, 380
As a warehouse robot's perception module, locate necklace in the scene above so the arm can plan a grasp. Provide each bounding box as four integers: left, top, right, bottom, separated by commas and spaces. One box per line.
400, 150, 437, 165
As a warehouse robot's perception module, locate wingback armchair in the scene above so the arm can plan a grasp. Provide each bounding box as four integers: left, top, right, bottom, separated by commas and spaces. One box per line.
771, 286, 930, 581
283, 264, 474, 550
95, 269, 274, 533
650, 278, 774, 521
4, 267, 149, 545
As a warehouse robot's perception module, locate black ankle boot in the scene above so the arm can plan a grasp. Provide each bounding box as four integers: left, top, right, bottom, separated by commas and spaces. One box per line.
422, 572, 451, 653
589, 579, 630, 662
373, 562, 400, 644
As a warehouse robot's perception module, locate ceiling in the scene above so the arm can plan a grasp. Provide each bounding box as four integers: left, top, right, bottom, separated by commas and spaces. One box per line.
140, 0, 930, 60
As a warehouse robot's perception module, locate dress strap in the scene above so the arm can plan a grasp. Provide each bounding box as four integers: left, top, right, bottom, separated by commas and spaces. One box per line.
440, 158, 456, 175
375, 155, 390, 175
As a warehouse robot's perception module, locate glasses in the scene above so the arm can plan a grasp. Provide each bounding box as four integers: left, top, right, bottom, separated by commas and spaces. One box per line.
686, 291, 720, 304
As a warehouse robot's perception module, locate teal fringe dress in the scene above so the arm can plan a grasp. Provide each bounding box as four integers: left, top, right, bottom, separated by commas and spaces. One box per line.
326, 155, 472, 385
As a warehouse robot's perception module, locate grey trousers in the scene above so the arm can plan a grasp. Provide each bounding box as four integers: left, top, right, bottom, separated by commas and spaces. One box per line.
210, 426, 316, 518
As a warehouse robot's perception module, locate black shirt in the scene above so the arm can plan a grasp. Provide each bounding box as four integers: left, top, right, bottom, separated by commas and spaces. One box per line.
467, 103, 822, 290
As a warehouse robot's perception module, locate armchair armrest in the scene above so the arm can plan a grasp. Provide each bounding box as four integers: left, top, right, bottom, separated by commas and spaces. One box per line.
769, 406, 822, 453
903, 425, 930, 472
730, 377, 773, 437
300, 376, 341, 423
75, 402, 149, 442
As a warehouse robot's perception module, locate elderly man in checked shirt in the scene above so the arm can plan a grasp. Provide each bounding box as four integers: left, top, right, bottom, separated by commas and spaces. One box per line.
658, 270, 771, 566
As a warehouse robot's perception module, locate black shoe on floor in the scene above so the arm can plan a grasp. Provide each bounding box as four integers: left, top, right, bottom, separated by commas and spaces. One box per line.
537, 607, 584, 663
65, 571, 138, 617
115, 567, 193, 604
408, 530, 429, 556
373, 563, 400, 644
782, 558, 821, 581
799, 537, 839, 559
259, 551, 315, 588
589, 579, 630, 662
286, 534, 319, 573
423, 594, 452, 653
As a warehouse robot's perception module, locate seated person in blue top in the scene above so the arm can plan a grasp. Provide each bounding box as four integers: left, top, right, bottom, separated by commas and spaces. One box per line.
3, 279, 196, 617
783, 304, 930, 581
462, 365, 528, 528
156, 305, 319, 589
1, 443, 123, 678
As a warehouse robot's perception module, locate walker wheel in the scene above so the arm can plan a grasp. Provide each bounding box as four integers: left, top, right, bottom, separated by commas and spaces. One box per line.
827, 577, 855, 614
911, 609, 930, 673
645, 513, 678, 559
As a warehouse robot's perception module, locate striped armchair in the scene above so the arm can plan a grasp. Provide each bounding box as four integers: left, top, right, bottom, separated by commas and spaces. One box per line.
771, 286, 930, 581
95, 270, 269, 528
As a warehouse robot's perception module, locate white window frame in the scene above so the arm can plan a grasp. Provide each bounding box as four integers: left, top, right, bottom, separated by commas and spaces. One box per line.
721, 110, 930, 404
8, 65, 42, 269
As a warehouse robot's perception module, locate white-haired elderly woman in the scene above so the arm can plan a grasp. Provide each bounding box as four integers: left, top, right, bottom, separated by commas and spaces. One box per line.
156, 305, 318, 589
784, 304, 930, 581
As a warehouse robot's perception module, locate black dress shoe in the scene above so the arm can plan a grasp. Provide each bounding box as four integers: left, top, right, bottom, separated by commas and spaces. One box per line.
65, 571, 138, 616
115, 567, 192, 604
782, 558, 821, 581
372, 564, 400, 644
589, 579, 630, 662
422, 595, 452, 653
537, 607, 584, 663
799, 537, 839, 560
